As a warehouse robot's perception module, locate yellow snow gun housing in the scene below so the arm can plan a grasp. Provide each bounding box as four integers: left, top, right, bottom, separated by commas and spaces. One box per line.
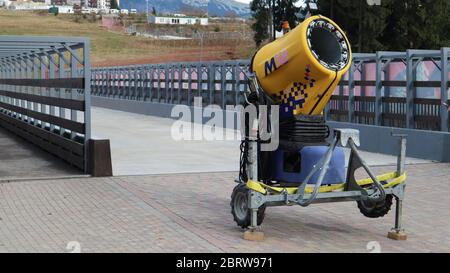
251, 15, 352, 117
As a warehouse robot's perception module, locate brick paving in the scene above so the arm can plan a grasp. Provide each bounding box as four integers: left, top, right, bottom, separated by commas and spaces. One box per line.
0, 163, 449, 253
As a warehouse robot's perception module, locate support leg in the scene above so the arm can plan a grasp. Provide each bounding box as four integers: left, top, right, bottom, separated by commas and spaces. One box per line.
243, 194, 265, 241
388, 134, 408, 241
388, 197, 407, 240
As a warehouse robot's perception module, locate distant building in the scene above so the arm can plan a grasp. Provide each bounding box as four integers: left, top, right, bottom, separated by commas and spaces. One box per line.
0, 0, 11, 7
148, 14, 208, 26
57, 5, 75, 13
66, 0, 82, 5
51, 0, 67, 6
88, 0, 109, 9
8, 2, 50, 10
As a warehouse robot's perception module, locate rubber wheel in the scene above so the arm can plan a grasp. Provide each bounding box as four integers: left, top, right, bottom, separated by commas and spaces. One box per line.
230, 183, 266, 229
357, 194, 393, 218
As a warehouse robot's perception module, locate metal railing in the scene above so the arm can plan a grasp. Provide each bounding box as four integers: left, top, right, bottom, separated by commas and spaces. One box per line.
326, 48, 450, 132
0, 36, 91, 171
91, 60, 250, 108
91, 48, 450, 132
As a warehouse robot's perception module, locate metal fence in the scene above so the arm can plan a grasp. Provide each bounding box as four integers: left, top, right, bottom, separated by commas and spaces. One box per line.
327, 48, 450, 132
0, 36, 91, 171
91, 48, 450, 132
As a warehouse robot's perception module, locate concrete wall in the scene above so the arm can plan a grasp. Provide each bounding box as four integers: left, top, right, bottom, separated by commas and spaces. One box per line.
92, 96, 450, 162
327, 122, 450, 162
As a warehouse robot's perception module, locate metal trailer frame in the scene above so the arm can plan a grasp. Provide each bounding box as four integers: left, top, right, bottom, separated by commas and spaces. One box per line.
244, 127, 407, 238
0, 36, 91, 172
236, 75, 408, 239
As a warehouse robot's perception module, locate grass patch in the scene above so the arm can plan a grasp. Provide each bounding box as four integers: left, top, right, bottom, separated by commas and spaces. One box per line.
0, 10, 255, 66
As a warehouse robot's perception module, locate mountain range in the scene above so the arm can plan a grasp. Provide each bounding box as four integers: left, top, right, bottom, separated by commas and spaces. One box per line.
119, 0, 251, 18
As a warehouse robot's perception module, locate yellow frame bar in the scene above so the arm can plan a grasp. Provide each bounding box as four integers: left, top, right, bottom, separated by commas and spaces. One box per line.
247, 172, 407, 195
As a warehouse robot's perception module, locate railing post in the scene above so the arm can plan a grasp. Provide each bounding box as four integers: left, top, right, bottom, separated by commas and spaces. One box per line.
170, 64, 175, 104
360, 63, 367, 115
13, 57, 19, 119
101, 69, 105, 96
164, 63, 169, 103
140, 67, 145, 101
26, 55, 33, 125
128, 67, 132, 99
70, 48, 78, 140
134, 66, 139, 100
149, 65, 154, 101
188, 65, 192, 106
157, 65, 161, 102
107, 68, 111, 97
58, 50, 66, 136
178, 64, 182, 104
440, 47, 449, 132
114, 68, 118, 99
375, 52, 383, 126
208, 63, 214, 105
221, 63, 226, 109
48, 54, 56, 131
233, 63, 239, 105
347, 61, 355, 123
406, 50, 415, 129
33, 59, 40, 101
83, 39, 92, 173
118, 68, 122, 99
383, 61, 390, 98
196, 63, 201, 99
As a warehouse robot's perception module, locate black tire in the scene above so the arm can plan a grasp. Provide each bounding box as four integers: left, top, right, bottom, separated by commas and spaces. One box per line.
230, 183, 266, 229
357, 194, 393, 218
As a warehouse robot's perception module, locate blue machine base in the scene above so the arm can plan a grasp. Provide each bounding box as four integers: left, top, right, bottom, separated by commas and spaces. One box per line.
271, 146, 345, 185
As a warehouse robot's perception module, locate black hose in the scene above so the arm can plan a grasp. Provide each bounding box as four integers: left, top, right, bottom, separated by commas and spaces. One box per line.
239, 139, 249, 183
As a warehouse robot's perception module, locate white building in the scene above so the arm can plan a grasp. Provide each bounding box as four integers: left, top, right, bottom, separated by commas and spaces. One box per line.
149, 14, 208, 26
57, 5, 75, 13
91, 0, 109, 9
0, 0, 11, 7
8, 3, 50, 10
100, 0, 110, 9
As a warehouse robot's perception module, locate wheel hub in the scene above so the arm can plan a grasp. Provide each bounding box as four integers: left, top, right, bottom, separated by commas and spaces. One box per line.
234, 192, 248, 220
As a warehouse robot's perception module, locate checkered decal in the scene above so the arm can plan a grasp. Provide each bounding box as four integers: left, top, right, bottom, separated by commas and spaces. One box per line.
277, 65, 316, 115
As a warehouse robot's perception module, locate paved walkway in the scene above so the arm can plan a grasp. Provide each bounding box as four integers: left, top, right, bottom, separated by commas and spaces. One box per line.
0, 128, 82, 181
0, 163, 448, 253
